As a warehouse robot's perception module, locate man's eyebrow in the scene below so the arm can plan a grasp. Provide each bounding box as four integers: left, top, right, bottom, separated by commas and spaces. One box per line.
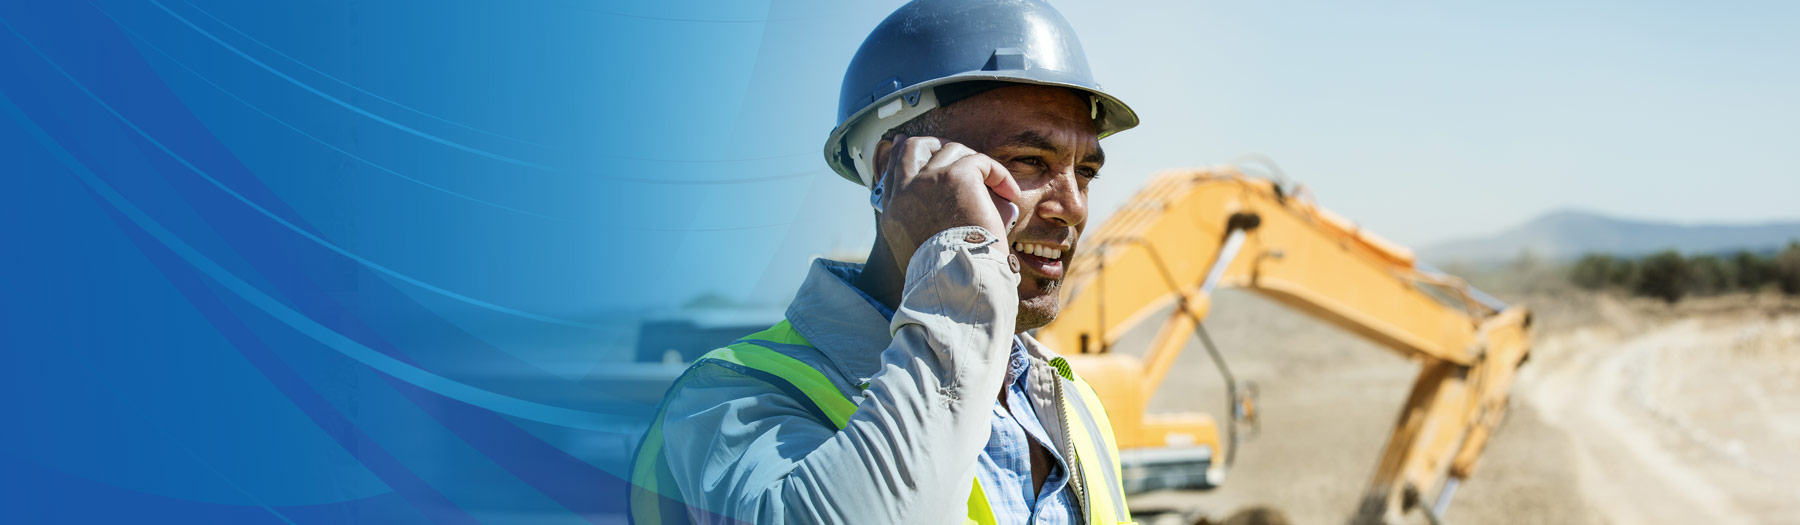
999, 130, 1061, 154
999, 130, 1105, 165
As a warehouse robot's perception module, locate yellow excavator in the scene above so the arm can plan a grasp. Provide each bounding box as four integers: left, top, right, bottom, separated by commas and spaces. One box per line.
1034, 163, 1533, 524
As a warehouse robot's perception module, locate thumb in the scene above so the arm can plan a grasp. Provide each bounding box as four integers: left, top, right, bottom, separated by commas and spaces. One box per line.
979, 157, 1021, 204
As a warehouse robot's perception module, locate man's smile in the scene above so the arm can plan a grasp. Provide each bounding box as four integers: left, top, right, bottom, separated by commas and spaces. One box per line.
1010, 240, 1068, 280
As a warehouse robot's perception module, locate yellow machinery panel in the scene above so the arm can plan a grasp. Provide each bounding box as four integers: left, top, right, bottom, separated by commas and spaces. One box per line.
1035, 167, 1532, 524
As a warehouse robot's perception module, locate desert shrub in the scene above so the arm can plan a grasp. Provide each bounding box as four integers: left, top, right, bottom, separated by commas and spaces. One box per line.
1569, 253, 1638, 290
1777, 242, 1800, 295
1635, 250, 1692, 303
1567, 244, 1800, 301
1570, 254, 1616, 290
1729, 250, 1775, 291
1687, 254, 1734, 295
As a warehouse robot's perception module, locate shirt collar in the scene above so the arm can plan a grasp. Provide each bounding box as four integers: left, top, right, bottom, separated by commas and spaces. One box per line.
1005, 336, 1030, 387
783, 258, 895, 383
1015, 331, 1065, 364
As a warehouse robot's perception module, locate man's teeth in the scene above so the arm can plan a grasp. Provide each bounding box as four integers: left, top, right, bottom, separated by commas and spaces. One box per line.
1011, 242, 1062, 260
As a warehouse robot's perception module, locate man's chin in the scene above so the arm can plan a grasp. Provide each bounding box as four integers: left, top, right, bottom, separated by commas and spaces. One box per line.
1014, 280, 1061, 333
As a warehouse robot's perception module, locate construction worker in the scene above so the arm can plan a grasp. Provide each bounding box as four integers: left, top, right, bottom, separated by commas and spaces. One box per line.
631, 1, 1138, 523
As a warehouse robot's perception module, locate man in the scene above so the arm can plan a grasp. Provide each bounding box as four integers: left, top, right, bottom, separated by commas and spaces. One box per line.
630, 1, 1139, 523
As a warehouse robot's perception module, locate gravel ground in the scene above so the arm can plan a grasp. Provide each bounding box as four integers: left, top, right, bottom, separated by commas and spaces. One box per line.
1120, 290, 1800, 524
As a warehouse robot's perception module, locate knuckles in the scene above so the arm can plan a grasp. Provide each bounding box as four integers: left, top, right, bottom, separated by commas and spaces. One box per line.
899, 136, 942, 156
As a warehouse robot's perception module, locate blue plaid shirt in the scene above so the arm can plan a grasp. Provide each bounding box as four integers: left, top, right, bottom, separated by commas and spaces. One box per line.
976, 337, 1077, 524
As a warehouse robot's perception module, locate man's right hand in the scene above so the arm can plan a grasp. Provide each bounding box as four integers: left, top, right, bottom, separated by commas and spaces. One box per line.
873, 134, 1022, 273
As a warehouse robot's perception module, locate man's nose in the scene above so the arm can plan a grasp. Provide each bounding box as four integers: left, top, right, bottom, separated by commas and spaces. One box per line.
1034, 168, 1087, 228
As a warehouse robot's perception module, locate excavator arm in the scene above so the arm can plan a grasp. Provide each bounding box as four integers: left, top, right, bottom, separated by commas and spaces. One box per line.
1035, 167, 1532, 524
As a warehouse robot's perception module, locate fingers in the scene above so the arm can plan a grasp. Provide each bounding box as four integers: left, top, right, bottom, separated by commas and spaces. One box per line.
945, 153, 1019, 204
877, 134, 942, 213
887, 137, 1018, 232
876, 136, 1022, 249
981, 160, 1020, 204
922, 141, 979, 173
918, 141, 1019, 206
947, 154, 1018, 233
890, 135, 942, 184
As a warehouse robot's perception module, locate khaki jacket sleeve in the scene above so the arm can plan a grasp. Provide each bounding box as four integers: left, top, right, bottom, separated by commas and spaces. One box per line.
660, 226, 1018, 523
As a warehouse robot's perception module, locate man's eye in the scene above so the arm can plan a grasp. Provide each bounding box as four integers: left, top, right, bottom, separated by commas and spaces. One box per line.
1078, 167, 1100, 180
1012, 157, 1047, 171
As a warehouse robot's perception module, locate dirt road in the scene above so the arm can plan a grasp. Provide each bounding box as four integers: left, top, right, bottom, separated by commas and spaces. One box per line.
1124, 291, 1800, 524
1515, 297, 1800, 524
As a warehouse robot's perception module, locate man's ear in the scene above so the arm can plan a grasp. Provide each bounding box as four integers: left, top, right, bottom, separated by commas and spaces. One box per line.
871, 137, 896, 185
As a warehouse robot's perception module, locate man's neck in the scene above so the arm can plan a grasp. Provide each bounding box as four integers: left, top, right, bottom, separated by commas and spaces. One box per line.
852, 239, 905, 313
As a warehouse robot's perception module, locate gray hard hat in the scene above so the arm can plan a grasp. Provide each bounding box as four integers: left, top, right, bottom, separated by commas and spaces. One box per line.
824, 0, 1140, 188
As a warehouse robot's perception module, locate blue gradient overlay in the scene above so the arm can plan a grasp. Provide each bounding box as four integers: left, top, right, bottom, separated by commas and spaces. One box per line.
0, 0, 870, 522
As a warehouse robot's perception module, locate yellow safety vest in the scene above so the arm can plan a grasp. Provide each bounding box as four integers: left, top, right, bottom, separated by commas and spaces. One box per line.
630, 321, 1134, 524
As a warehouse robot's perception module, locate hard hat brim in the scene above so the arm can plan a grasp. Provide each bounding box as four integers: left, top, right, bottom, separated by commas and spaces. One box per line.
824, 73, 1139, 188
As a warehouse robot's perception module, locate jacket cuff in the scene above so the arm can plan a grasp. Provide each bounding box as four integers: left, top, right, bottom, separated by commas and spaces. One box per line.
902, 226, 1018, 291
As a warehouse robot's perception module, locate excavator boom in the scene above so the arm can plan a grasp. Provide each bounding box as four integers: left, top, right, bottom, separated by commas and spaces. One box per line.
1036, 167, 1532, 523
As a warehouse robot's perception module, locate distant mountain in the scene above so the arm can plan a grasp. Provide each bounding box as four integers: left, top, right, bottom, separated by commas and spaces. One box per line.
1420, 210, 1800, 264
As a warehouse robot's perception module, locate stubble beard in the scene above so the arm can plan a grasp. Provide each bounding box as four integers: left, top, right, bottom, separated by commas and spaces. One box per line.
1014, 276, 1061, 333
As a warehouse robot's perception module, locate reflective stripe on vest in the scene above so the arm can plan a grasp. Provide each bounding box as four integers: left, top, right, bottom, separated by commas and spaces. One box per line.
629, 321, 1131, 524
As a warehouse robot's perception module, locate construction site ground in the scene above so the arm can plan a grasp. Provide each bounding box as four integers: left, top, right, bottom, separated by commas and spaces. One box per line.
1121, 290, 1800, 524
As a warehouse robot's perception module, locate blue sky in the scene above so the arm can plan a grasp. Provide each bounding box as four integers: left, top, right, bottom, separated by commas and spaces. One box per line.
1060, 0, 1800, 246
596, 0, 1800, 305
735, 0, 1797, 234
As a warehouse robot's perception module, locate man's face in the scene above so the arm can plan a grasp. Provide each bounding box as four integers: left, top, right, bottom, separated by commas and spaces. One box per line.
937, 85, 1103, 331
